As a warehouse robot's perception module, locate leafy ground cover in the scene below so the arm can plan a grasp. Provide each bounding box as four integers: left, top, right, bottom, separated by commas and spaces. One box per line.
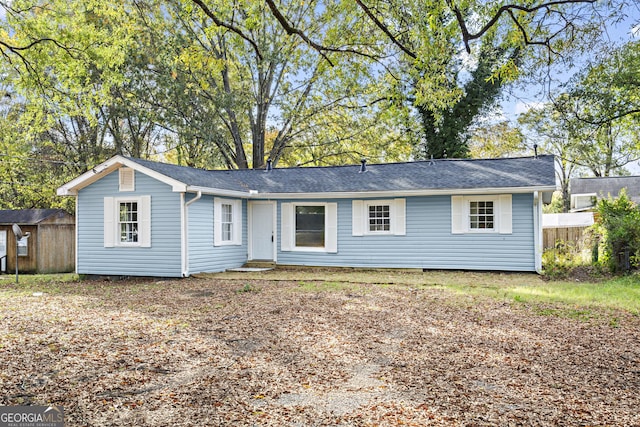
0, 269, 639, 426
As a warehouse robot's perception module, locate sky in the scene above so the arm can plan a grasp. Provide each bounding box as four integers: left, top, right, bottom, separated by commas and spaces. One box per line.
501, 9, 640, 120
498, 9, 640, 174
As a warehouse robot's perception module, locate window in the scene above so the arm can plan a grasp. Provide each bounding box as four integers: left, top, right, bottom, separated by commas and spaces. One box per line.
214, 198, 242, 246
368, 205, 390, 232
451, 195, 512, 234
281, 202, 337, 253
469, 200, 494, 230
221, 203, 233, 242
352, 199, 405, 236
17, 237, 28, 256
119, 201, 139, 243
104, 196, 151, 247
295, 205, 325, 247
571, 194, 597, 211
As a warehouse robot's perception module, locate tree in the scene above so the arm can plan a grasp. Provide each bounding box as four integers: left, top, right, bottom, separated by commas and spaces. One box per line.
0, 92, 74, 211
254, 0, 626, 159
554, 41, 640, 176
415, 39, 522, 158
149, 0, 412, 169
1, 0, 160, 165
518, 100, 582, 212
468, 120, 525, 159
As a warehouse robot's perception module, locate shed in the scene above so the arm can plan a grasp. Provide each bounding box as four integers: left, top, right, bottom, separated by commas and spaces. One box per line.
0, 209, 75, 274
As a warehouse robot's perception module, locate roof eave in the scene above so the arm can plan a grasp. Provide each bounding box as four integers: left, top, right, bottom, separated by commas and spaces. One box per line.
246, 185, 558, 199
57, 155, 188, 196
187, 185, 251, 198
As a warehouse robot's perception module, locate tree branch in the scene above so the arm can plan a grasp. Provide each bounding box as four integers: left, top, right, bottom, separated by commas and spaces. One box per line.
354, 0, 416, 59
190, 0, 263, 60
446, 0, 597, 53
264, 0, 384, 65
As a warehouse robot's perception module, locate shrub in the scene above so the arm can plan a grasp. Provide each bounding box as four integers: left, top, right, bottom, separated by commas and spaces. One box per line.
591, 189, 640, 273
542, 240, 588, 279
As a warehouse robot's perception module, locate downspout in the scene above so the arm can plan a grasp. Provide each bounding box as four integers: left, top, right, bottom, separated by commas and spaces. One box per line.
75, 194, 79, 275
182, 191, 202, 277
533, 191, 543, 274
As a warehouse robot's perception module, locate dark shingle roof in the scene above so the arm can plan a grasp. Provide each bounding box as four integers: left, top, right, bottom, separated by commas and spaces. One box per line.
570, 176, 640, 203
129, 155, 556, 194
0, 209, 68, 225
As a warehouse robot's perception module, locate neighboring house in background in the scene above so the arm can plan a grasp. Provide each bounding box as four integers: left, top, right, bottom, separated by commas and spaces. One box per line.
570, 176, 640, 212
57, 155, 556, 277
0, 209, 75, 274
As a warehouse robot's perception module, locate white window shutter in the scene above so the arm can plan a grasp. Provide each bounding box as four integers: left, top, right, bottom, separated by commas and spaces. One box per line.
281, 203, 293, 251
213, 198, 222, 246
352, 200, 364, 236
104, 197, 115, 247
119, 168, 135, 191
451, 196, 464, 234
499, 194, 512, 234
140, 195, 152, 247
326, 203, 338, 253
393, 198, 406, 236
233, 199, 243, 245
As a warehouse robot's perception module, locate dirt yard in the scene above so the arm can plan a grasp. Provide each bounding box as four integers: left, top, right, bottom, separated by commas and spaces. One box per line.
0, 271, 639, 426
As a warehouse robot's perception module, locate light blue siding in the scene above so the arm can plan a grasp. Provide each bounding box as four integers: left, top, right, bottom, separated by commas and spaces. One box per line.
275, 194, 536, 271
187, 195, 247, 273
77, 170, 183, 277
78, 169, 537, 276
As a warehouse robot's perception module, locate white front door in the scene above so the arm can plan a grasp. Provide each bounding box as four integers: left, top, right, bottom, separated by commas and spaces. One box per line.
250, 202, 276, 261
0, 230, 6, 272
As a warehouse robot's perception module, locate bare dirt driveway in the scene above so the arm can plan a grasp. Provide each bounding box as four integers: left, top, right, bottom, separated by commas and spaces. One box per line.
1, 269, 639, 426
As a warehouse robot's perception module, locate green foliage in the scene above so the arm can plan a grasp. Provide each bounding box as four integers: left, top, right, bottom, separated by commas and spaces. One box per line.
0, 0, 631, 209
591, 189, 640, 272
543, 192, 565, 214
529, 41, 640, 179
236, 283, 259, 294
468, 121, 526, 159
416, 41, 521, 159
542, 241, 591, 279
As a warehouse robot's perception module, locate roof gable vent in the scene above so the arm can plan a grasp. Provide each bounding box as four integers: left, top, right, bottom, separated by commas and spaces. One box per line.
119, 167, 135, 191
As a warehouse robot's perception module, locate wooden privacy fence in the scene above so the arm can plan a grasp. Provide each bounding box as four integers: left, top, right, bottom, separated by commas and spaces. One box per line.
543, 226, 590, 250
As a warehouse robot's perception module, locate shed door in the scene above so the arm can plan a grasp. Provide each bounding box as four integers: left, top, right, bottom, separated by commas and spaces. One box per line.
250, 202, 275, 261
0, 230, 6, 272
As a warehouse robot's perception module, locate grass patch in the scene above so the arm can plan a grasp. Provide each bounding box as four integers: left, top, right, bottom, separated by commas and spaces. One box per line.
0, 273, 79, 296
441, 273, 640, 315
212, 268, 640, 314
236, 283, 260, 294
3, 269, 639, 316
508, 277, 640, 314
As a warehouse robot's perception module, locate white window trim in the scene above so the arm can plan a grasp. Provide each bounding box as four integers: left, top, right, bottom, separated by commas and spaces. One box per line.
570, 193, 597, 211
119, 167, 135, 192
104, 195, 151, 248
352, 199, 406, 236
451, 195, 512, 234
214, 198, 242, 246
466, 195, 498, 233
281, 202, 338, 253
